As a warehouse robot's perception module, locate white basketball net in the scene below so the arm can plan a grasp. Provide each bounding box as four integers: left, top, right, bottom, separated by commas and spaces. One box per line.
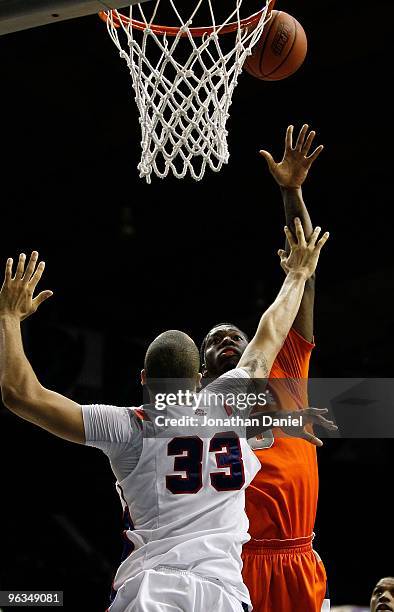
102, 1, 271, 182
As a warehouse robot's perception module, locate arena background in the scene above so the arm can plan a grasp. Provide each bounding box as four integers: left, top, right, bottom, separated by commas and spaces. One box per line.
0, 0, 393, 609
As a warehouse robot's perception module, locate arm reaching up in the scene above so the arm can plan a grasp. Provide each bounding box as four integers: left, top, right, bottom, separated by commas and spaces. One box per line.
0, 252, 85, 443
238, 218, 329, 378
260, 124, 324, 341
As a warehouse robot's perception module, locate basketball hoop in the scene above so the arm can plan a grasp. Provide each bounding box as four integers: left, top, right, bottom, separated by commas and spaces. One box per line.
99, 1, 275, 182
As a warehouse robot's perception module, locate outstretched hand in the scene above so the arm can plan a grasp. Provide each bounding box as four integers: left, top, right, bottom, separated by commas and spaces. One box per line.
278, 218, 329, 279
260, 124, 324, 189
0, 252, 53, 321
280, 407, 338, 447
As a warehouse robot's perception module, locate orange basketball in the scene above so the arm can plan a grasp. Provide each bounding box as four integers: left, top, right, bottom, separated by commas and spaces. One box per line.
244, 10, 307, 81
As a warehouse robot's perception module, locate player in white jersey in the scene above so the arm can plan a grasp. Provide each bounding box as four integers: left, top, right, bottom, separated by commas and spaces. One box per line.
85, 368, 261, 610
0, 220, 330, 611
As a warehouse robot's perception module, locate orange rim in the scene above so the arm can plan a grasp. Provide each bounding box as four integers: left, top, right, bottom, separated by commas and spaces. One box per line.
99, 0, 276, 37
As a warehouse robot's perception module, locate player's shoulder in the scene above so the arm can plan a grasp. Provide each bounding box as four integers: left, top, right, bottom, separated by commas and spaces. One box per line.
82, 404, 144, 445
84, 404, 148, 425
219, 367, 251, 380
202, 367, 251, 394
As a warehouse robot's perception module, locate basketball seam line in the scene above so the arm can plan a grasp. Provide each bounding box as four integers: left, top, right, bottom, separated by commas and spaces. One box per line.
264, 15, 298, 79
258, 11, 278, 77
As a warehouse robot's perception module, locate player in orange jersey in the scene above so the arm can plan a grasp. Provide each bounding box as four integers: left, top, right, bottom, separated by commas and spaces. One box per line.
200, 124, 330, 611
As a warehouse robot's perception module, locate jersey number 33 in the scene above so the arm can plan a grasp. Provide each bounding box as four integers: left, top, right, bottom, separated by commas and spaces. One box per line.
166, 433, 245, 494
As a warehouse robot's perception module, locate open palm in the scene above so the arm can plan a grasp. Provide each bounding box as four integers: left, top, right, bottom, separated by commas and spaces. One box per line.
278, 218, 329, 279
0, 252, 53, 321
260, 124, 324, 189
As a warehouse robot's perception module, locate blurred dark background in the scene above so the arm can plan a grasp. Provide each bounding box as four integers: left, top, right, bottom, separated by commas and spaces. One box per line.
0, 0, 393, 609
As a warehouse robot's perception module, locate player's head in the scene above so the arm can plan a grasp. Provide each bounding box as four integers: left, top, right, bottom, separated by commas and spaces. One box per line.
370, 577, 394, 611
142, 330, 201, 396
200, 322, 249, 378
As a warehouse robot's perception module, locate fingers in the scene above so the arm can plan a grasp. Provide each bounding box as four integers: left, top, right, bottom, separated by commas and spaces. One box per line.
292, 124, 324, 162
303, 408, 329, 415
14, 253, 26, 280
285, 124, 293, 151
5, 258, 13, 283
302, 408, 338, 431
9, 251, 43, 284
294, 217, 306, 247
284, 226, 296, 249
316, 231, 330, 251
295, 123, 308, 151
277, 249, 289, 274
306, 414, 338, 430
259, 150, 276, 172
304, 227, 329, 250
298, 430, 323, 447
302, 130, 315, 156
8, 251, 46, 288
22, 251, 39, 283
32, 290, 53, 310
28, 260, 46, 292
308, 226, 321, 248
306, 144, 324, 163
277, 248, 288, 265
316, 417, 338, 431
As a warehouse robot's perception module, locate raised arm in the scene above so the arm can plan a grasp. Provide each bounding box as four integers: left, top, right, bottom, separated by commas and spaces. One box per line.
260, 124, 324, 341
0, 252, 85, 444
238, 219, 328, 378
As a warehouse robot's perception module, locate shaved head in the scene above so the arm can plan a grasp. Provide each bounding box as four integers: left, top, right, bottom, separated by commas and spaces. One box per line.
144, 330, 200, 391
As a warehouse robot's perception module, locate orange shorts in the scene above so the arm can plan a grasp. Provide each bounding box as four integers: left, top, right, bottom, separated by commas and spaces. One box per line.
242, 535, 328, 612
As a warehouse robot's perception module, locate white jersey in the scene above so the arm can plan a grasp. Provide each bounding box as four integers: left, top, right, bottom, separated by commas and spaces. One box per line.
82, 369, 260, 608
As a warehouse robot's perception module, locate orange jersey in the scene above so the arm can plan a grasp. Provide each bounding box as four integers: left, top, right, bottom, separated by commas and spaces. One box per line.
245, 328, 318, 540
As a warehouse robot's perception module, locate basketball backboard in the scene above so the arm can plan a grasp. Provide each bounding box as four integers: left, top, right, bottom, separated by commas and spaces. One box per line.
0, 0, 148, 35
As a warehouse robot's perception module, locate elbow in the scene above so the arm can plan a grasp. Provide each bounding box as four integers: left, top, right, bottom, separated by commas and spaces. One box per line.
1, 384, 44, 425
1, 383, 36, 411
1, 384, 21, 410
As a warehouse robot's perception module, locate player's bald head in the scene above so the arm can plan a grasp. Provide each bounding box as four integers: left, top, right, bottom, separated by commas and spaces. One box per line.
370, 577, 394, 611
144, 330, 200, 384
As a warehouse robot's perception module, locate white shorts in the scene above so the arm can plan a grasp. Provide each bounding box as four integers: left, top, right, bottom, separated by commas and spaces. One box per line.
109, 566, 246, 612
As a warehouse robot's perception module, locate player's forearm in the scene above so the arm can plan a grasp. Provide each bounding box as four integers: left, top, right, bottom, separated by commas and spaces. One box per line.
281, 187, 316, 341
0, 315, 43, 416
256, 270, 307, 343
281, 187, 313, 242
238, 271, 306, 375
